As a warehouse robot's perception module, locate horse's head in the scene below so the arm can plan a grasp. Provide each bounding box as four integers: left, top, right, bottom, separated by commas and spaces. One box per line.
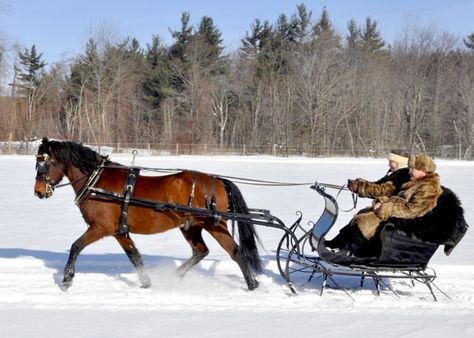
34, 138, 66, 199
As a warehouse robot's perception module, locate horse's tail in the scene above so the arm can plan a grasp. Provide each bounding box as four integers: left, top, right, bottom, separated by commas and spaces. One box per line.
221, 178, 263, 274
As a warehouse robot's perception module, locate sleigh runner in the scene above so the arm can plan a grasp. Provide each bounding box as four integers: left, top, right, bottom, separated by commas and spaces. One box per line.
34, 138, 468, 300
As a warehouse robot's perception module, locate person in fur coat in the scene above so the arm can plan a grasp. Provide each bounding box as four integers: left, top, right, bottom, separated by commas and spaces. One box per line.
325, 150, 410, 251
355, 153, 442, 240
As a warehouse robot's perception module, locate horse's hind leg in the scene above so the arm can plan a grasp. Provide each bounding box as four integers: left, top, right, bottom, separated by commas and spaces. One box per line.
177, 225, 209, 278
114, 234, 151, 288
205, 221, 259, 290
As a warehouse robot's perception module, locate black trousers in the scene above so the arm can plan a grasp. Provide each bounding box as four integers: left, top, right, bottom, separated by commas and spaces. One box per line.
325, 209, 382, 258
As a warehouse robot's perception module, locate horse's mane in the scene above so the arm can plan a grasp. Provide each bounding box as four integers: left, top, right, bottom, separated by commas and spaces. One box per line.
40, 138, 106, 174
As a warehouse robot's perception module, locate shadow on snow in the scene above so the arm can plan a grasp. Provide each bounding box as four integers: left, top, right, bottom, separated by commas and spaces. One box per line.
0, 248, 290, 290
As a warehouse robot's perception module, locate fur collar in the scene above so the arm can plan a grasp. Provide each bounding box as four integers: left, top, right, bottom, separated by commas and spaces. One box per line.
401, 172, 440, 190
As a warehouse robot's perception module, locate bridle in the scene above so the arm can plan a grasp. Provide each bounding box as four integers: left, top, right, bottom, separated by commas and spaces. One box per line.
35, 153, 61, 196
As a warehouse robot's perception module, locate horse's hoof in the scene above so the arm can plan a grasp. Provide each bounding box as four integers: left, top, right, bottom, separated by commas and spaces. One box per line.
140, 280, 152, 289
247, 280, 259, 291
60, 281, 72, 291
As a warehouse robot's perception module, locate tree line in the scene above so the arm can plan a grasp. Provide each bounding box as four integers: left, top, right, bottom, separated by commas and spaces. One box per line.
1, 4, 474, 158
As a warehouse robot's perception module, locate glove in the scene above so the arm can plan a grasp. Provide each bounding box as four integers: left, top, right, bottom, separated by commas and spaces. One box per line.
347, 179, 359, 193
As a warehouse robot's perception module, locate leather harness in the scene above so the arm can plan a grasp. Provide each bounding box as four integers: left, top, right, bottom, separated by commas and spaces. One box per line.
75, 159, 219, 235
118, 167, 141, 235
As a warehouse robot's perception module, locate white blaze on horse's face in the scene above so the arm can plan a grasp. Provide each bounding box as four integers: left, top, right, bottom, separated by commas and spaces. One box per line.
34, 153, 63, 199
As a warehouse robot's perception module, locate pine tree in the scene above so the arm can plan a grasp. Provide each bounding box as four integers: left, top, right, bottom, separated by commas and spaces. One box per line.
69, 38, 98, 93
346, 19, 360, 50
360, 17, 385, 54
196, 16, 224, 62
290, 3, 312, 43
311, 7, 340, 48
117, 37, 143, 60
169, 12, 193, 60
16, 45, 46, 91
142, 35, 173, 108
274, 14, 293, 44
15, 45, 47, 120
241, 19, 273, 55
464, 33, 474, 50
313, 7, 332, 37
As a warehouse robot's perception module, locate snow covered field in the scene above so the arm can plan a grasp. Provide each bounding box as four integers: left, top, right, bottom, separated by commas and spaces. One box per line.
1, 155, 473, 337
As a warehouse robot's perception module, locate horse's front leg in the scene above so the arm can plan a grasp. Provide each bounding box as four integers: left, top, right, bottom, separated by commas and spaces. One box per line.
62, 227, 106, 290
114, 234, 151, 288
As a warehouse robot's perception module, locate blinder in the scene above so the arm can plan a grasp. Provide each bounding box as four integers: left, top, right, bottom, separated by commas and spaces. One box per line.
36, 154, 51, 174
35, 153, 58, 196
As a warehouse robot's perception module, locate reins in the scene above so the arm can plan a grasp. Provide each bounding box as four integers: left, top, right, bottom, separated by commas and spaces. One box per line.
52, 160, 358, 212
128, 166, 358, 212
54, 175, 88, 189
107, 166, 350, 189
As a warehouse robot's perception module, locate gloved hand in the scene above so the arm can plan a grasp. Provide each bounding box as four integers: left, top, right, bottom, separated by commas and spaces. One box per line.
347, 179, 359, 193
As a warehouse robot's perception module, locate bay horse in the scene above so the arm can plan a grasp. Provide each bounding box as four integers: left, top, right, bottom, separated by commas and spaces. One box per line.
33, 138, 262, 290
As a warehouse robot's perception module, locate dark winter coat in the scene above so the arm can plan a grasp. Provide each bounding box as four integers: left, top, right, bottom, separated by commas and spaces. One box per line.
355, 172, 442, 239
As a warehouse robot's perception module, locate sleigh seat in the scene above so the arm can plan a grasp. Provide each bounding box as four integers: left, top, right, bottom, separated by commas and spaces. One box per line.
312, 185, 469, 268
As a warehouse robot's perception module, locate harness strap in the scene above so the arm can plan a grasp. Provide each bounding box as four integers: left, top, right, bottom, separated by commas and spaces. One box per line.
183, 172, 196, 231
210, 176, 217, 211
74, 157, 109, 206
201, 174, 219, 225
199, 174, 210, 209
187, 171, 196, 207
118, 167, 141, 235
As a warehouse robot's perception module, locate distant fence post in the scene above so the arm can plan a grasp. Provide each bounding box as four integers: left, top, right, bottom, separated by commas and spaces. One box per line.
243, 144, 246, 156
273, 144, 277, 156
8, 132, 12, 154
176, 143, 179, 155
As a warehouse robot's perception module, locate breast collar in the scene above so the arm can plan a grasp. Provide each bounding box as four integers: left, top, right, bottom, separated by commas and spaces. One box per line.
74, 157, 109, 206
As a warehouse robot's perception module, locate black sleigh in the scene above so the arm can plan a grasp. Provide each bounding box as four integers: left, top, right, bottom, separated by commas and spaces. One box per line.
276, 183, 469, 301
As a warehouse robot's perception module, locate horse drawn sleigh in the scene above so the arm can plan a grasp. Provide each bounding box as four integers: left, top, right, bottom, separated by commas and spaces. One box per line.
33, 138, 468, 300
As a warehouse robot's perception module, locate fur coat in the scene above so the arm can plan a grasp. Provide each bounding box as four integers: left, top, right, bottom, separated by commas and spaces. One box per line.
354, 172, 442, 240
356, 167, 411, 199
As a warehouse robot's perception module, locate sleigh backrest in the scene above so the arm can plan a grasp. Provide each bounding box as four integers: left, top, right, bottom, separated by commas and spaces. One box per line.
310, 184, 339, 247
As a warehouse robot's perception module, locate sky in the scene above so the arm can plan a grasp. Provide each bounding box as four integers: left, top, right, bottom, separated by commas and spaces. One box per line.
0, 0, 474, 65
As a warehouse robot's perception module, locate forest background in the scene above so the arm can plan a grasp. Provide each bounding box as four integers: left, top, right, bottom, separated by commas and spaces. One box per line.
1, 4, 474, 158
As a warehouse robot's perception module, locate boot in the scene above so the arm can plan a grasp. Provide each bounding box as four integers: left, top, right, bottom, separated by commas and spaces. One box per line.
346, 226, 371, 257
324, 224, 352, 249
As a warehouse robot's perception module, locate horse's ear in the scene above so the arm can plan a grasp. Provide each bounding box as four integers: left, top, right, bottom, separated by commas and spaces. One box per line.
39, 137, 52, 155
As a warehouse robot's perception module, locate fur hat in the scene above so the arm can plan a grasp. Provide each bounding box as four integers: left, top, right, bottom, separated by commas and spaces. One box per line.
409, 153, 436, 173
388, 149, 409, 168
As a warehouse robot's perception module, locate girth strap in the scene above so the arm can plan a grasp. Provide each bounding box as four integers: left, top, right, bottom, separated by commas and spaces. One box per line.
118, 167, 141, 235
198, 174, 217, 212
183, 172, 219, 231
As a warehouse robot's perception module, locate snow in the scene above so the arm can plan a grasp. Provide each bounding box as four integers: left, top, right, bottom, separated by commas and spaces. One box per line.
1, 155, 473, 337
